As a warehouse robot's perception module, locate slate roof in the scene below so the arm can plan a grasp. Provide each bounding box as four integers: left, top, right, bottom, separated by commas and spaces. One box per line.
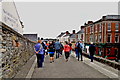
57, 32, 65, 37
69, 34, 76, 38
76, 29, 84, 34
63, 34, 71, 37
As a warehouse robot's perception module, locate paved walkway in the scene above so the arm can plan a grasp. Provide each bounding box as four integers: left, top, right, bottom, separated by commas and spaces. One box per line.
32, 55, 108, 78
14, 52, 119, 79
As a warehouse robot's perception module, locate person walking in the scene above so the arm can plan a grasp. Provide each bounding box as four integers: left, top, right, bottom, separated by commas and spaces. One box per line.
68, 42, 72, 54
34, 39, 44, 68
76, 40, 83, 61
45, 41, 49, 55
60, 42, 64, 57
41, 38, 47, 60
48, 41, 55, 63
54, 40, 61, 59
79, 40, 83, 61
75, 42, 78, 58
89, 42, 96, 62
64, 41, 71, 62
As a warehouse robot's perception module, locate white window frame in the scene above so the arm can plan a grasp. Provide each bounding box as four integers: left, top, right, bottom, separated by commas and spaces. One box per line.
99, 34, 102, 42
99, 23, 102, 32
86, 28, 88, 34
115, 34, 119, 43
95, 35, 97, 43
95, 25, 97, 33
91, 26, 94, 33
107, 23, 111, 32
115, 23, 119, 32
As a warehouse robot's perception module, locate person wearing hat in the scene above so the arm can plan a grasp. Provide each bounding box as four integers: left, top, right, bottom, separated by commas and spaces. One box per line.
89, 42, 96, 62
34, 39, 44, 68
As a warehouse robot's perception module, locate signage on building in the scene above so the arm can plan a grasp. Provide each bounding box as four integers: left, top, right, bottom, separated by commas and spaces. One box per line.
0, 0, 23, 34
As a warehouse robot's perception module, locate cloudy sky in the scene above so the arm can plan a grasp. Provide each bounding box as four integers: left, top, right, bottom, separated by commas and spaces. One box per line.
15, 2, 118, 39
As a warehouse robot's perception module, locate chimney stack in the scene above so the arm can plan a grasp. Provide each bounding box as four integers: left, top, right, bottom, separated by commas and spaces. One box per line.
88, 21, 93, 24
66, 31, 69, 35
102, 16, 106, 20
72, 30, 75, 34
81, 26, 85, 29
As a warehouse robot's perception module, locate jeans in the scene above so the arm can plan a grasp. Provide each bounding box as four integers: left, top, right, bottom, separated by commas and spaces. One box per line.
76, 49, 83, 61
56, 49, 60, 59
36, 54, 44, 67
90, 54, 94, 62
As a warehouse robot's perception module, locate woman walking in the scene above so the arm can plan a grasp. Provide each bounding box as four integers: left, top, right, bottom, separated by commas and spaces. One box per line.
34, 39, 44, 68
48, 41, 55, 63
64, 41, 71, 62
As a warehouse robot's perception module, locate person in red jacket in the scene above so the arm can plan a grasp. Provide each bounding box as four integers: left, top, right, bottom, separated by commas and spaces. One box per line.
64, 41, 71, 62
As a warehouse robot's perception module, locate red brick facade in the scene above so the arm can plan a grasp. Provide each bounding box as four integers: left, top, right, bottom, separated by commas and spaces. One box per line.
84, 15, 120, 60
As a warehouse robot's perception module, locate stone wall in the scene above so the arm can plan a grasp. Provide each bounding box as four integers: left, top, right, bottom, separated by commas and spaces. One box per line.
0, 23, 35, 78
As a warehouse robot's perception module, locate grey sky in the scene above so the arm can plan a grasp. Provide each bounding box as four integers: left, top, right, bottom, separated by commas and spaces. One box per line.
15, 2, 118, 38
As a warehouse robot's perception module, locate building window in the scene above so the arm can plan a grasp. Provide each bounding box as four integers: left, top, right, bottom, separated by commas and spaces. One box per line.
108, 23, 111, 31
90, 27, 91, 34
95, 25, 97, 32
115, 23, 119, 31
115, 34, 119, 43
115, 49, 118, 56
107, 49, 111, 55
99, 24, 102, 32
92, 26, 94, 33
90, 26, 94, 33
90, 35, 93, 42
107, 34, 111, 43
86, 28, 87, 34
98, 34, 102, 42
95, 35, 97, 42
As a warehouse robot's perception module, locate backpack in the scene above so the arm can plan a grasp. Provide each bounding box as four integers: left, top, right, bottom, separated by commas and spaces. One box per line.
76, 42, 82, 49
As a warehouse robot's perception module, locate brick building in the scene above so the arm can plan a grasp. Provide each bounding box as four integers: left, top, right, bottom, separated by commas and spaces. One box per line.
84, 15, 120, 61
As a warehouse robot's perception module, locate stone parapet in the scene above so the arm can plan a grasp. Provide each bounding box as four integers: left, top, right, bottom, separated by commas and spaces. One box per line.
0, 23, 36, 78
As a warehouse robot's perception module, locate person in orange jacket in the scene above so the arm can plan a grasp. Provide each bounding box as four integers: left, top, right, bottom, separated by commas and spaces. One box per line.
64, 41, 71, 62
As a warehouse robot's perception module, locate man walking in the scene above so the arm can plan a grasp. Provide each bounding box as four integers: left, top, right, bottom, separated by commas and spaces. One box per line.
76, 40, 83, 61
89, 42, 96, 62
41, 38, 47, 61
54, 40, 61, 59
34, 39, 44, 68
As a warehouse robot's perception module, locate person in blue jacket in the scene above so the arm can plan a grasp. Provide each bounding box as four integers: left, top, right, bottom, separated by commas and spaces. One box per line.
76, 40, 83, 61
54, 40, 62, 59
34, 39, 44, 68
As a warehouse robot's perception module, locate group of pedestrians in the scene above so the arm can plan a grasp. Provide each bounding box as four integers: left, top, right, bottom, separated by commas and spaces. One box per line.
34, 38, 96, 68
74, 40, 96, 62
34, 38, 64, 68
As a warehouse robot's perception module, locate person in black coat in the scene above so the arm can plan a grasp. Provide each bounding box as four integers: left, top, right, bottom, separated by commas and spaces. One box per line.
48, 41, 55, 63
89, 42, 96, 62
